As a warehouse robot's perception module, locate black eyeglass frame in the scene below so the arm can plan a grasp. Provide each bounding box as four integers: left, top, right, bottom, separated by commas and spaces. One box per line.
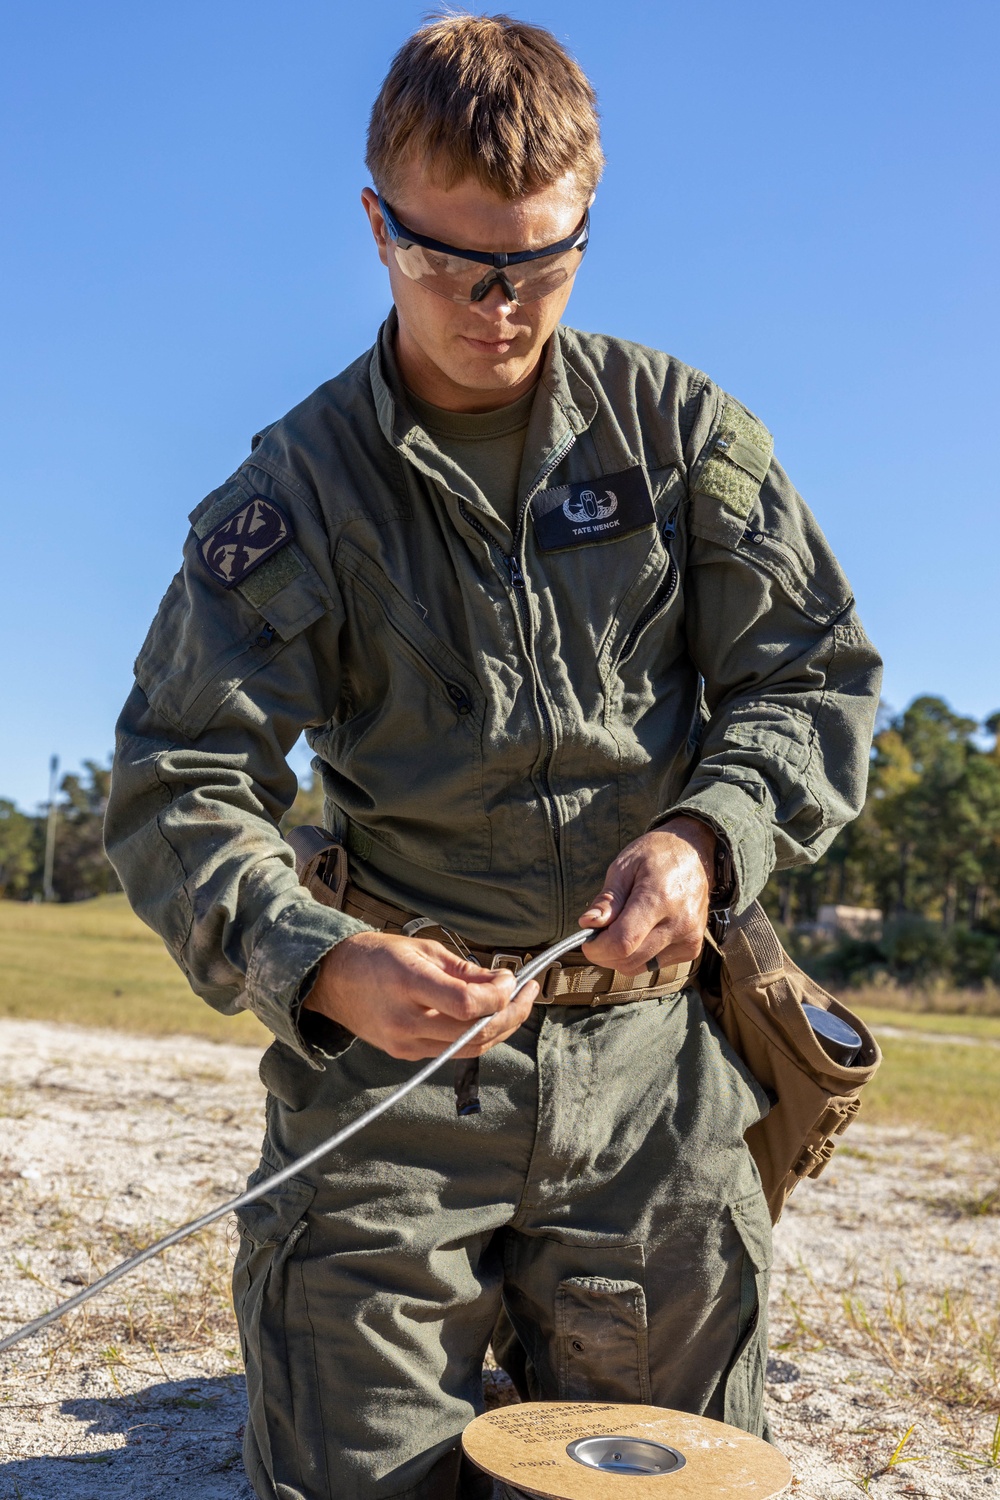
377, 194, 590, 302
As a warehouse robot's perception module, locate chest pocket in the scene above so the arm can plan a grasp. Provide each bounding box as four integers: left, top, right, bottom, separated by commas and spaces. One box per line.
328, 541, 490, 875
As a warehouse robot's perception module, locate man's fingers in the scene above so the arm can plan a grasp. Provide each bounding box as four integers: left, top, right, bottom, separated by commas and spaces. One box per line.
579, 889, 616, 926
310, 932, 538, 1061
579, 870, 633, 928
389, 983, 538, 1058
588, 917, 703, 975
581, 865, 705, 971
407, 963, 521, 1022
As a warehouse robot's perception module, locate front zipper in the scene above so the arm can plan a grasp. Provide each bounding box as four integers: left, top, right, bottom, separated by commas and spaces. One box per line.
617, 502, 681, 662
459, 429, 576, 932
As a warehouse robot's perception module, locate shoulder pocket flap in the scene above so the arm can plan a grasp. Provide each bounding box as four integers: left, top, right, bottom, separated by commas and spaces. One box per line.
138, 554, 330, 737
724, 435, 771, 482
693, 402, 774, 522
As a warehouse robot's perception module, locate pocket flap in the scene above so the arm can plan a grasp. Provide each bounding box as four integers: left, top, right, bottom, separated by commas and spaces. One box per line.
234, 1167, 316, 1248
556, 1276, 650, 1403
730, 1193, 774, 1272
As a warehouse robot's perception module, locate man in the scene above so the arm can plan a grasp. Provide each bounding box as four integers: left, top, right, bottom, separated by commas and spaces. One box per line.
106, 14, 881, 1500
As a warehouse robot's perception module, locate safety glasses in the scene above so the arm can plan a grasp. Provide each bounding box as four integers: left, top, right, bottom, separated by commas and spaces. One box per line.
378, 195, 589, 305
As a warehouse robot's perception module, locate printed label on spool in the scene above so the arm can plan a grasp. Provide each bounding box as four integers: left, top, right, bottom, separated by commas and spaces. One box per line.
462, 1403, 792, 1500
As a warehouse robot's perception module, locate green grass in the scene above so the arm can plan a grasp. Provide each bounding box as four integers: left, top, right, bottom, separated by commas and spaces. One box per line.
0, 894, 269, 1047
859, 1034, 1000, 1144
2, 897, 999, 1142
850, 1002, 1000, 1140
854, 1005, 1000, 1041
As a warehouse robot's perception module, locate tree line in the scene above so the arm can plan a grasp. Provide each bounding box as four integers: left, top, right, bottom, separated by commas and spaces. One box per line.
3, 695, 998, 987
762, 696, 1000, 987
0, 761, 121, 903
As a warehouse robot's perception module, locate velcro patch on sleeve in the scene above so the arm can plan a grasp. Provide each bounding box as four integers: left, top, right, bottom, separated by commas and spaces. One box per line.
694, 402, 774, 520
198, 496, 293, 589
533, 466, 655, 551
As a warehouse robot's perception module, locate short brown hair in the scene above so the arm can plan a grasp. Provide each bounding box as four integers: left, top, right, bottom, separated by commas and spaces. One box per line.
366, 13, 603, 203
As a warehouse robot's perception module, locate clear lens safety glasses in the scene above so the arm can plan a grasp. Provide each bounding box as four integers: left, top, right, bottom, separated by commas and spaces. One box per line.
378, 195, 589, 305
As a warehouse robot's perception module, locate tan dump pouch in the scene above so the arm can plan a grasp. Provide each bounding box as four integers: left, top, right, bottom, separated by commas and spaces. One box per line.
697, 901, 881, 1225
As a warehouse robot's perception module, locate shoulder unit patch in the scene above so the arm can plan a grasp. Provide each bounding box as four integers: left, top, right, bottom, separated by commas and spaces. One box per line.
198, 496, 292, 589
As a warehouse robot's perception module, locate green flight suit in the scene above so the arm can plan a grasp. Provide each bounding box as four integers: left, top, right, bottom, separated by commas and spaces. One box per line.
105, 314, 881, 1500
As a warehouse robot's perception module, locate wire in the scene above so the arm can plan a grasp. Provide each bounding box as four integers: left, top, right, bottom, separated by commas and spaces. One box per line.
0, 928, 591, 1356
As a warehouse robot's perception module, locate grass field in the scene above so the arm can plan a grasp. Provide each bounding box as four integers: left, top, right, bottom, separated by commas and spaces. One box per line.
856, 1035, 1000, 1143
0, 894, 269, 1046
2, 896, 999, 1143
854, 1004, 1000, 1040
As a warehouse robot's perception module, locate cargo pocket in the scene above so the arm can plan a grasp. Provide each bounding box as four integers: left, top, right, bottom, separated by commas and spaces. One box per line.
556, 1276, 651, 1402
720, 1192, 773, 1436
231, 1163, 318, 1492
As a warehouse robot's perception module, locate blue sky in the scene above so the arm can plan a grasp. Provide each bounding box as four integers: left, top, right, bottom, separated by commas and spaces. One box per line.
2, 0, 997, 810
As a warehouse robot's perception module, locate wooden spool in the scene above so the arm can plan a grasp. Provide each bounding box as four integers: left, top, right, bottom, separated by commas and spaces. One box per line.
462, 1402, 792, 1500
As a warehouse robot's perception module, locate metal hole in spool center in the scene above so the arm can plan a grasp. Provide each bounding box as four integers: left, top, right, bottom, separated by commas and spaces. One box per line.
566, 1435, 687, 1475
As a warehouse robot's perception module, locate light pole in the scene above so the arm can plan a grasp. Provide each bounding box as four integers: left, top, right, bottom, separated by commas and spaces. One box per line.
42, 754, 59, 902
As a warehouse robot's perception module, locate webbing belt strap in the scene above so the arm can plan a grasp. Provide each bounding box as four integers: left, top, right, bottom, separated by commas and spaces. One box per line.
341, 883, 695, 1004
285, 825, 696, 1005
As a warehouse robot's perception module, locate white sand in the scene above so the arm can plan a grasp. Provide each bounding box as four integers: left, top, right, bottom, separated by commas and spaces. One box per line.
0, 1018, 997, 1499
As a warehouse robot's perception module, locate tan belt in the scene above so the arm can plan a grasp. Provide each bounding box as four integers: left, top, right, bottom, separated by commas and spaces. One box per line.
287, 826, 696, 1007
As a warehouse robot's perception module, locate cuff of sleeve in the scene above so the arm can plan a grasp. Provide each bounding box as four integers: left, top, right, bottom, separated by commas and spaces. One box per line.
648, 783, 775, 913
243, 893, 369, 1067
295, 1001, 356, 1060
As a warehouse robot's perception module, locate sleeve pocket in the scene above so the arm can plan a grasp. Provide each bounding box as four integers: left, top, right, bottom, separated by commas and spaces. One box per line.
134, 546, 331, 738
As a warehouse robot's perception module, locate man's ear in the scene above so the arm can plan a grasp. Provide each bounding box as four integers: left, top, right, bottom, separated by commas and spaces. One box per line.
360, 187, 390, 267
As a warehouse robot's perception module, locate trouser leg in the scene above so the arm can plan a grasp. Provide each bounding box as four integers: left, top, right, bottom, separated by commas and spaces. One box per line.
499, 992, 773, 1434
234, 990, 772, 1499
233, 1018, 540, 1500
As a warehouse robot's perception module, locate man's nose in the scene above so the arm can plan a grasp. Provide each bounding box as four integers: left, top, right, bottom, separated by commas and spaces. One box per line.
470, 279, 518, 318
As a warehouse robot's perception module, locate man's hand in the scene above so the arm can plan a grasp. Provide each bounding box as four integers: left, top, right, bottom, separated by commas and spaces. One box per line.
578, 816, 716, 974
302, 931, 539, 1060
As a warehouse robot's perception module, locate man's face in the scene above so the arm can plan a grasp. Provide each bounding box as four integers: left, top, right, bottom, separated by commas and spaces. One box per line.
362, 163, 587, 411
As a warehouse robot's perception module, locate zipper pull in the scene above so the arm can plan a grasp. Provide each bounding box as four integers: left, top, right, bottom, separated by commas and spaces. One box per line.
662, 505, 679, 542
447, 683, 473, 716
254, 622, 276, 648
508, 556, 526, 589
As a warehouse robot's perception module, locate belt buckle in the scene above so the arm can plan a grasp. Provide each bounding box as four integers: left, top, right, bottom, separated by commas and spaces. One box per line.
491, 953, 524, 976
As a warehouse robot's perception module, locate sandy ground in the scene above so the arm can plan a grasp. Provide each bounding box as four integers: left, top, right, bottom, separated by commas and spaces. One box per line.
0, 1017, 997, 1500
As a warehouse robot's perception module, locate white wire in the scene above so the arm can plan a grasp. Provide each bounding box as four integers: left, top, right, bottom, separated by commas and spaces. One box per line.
0, 928, 590, 1356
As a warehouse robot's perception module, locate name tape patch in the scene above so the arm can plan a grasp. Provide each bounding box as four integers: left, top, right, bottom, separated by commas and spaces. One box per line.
533, 467, 654, 551
199, 496, 292, 589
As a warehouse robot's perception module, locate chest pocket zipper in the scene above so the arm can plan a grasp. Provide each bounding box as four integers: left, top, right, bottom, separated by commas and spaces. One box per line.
379, 616, 478, 720
446, 682, 474, 716
617, 505, 681, 662
373, 596, 479, 722
337, 546, 482, 723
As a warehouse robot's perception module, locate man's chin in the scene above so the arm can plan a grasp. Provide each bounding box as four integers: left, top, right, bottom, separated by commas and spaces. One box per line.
447, 351, 537, 392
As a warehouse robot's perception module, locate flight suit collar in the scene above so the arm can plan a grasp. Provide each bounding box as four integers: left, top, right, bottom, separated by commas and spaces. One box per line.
368, 309, 599, 506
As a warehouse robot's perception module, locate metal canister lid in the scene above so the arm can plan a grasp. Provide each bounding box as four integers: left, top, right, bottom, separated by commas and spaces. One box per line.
566, 1435, 686, 1474
802, 1002, 863, 1067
